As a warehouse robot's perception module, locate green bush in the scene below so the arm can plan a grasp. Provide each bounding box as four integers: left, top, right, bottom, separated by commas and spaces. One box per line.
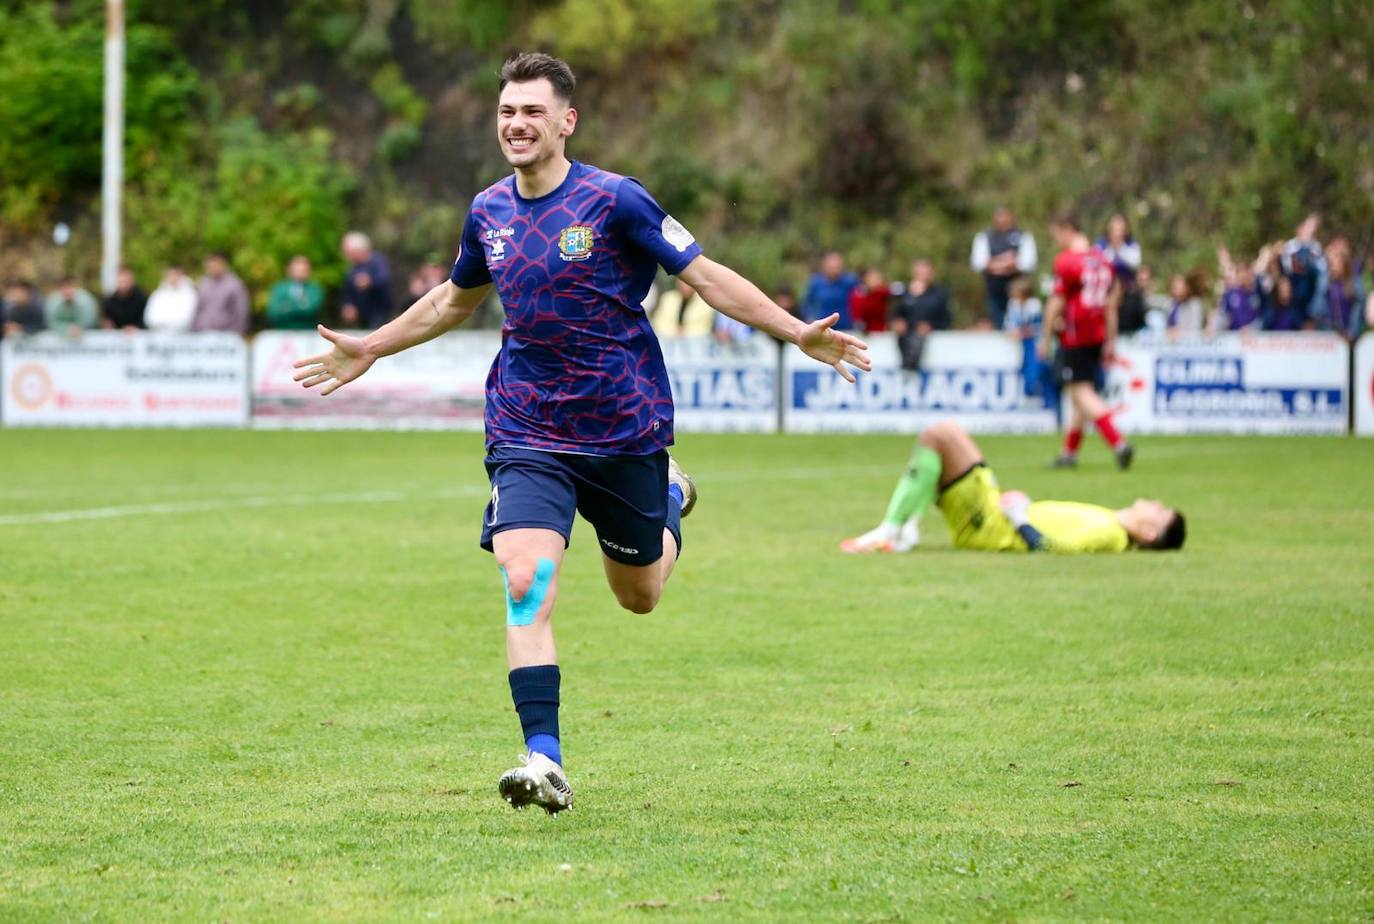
122, 119, 355, 308
0, 4, 199, 228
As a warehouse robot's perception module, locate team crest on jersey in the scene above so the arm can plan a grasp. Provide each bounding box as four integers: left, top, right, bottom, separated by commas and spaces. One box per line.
558, 225, 596, 262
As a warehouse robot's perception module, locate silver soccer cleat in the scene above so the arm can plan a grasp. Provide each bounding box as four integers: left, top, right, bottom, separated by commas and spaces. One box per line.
667, 454, 697, 518
498, 751, 573, 816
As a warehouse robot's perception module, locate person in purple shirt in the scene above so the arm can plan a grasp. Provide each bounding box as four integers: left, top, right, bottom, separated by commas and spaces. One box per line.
1322, 243, 1364, 339
802, 251, 858, 328
291, 53, 869, 816
1211, 246, 1263, 332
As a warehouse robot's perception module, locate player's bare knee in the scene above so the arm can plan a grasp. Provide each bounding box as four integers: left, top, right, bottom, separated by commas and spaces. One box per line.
500, 557, 554, 605
615, 584, 660, 615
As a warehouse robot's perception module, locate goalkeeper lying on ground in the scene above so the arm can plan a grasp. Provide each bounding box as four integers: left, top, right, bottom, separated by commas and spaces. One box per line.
842, 421, 1186, 554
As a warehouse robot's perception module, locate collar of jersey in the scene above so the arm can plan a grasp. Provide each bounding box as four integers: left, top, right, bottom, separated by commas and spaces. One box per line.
512, 160, 583, 205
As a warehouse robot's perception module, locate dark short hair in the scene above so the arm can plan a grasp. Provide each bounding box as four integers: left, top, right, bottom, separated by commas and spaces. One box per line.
207, 251, 229, 261
500, 52, 576, 103
1052, 214, 1081, 232
1143, 511, 1187, 551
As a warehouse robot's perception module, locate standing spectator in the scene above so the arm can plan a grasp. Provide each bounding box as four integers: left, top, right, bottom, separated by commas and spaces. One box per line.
340, 231, 393, 329
970, 206, 1037, 327
1119, 263, 1148, 334
712, 311, 753, 344
1281, 213, 1327, 325
2, 281, 46, 339
44, 277, 100, 332
1165, 274, 1203, 333
101, 266, 146, 330
1003, 276, 1047, 398
847, 267, 891, 333
191, 252, 250, 334
1096, 213, 1142, 289
802, 250, 858, 328
892, 258, 951, 370
650, 278, 712, 337
773, 286, 800, 320
407, 270, 430, 301
265, 255, 325, 330
144, 265, 199, 332
1320, 243, 1364, 340
1210, 247, 1263, 333
419, 260, 448, 290
1260, 248, 1304, 331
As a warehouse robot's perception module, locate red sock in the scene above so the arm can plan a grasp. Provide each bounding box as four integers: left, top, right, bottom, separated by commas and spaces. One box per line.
1095, 413, 1123, 449
1063, 428, 1083, 455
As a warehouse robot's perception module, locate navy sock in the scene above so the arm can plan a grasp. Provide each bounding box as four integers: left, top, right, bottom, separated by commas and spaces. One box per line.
508, 665, 561, 766
665, 485, 683, 558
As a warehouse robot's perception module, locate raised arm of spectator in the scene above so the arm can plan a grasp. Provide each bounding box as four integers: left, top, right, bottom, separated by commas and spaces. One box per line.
970, 232, 990, 272
1016, 233, 1038, 273
1309, 258, 1330, 325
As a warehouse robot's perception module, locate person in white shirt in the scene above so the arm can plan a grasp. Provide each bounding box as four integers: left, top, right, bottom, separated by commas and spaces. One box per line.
970, 207, 1038, 328
144, 266, 199, 332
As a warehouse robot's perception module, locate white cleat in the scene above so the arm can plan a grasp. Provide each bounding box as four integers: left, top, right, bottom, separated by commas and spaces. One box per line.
498, 752, 573, 816
841, 522, 902, 554
893, 517, 920, 552
667, 454, 697, 518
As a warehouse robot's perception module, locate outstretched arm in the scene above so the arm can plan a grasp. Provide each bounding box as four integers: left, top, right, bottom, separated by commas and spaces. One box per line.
293, 280, 491, 395
999, 490, 1048, 551
677, 255, 871, 383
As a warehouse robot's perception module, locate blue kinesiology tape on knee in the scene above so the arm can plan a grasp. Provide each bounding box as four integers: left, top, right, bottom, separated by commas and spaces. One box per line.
502, 557, 556, 627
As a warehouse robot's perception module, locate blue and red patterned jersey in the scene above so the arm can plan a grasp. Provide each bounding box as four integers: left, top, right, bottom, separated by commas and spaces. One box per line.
450, 161, 702, 456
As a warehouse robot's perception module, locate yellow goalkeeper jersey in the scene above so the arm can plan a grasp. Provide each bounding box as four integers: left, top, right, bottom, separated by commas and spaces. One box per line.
1024, 501, 1131, 553
937, 466, 1131, 553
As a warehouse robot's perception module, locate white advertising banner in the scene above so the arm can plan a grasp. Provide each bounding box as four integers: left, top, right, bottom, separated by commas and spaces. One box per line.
251, 330, 500, 429
1104, 332, 1348, 435
662, 336, 778, 432
1355, 333, 1374, 436
783, 332, 1058, 434
2, 332, 248, 427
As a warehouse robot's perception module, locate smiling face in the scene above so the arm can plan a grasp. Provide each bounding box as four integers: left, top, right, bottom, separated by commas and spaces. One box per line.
497, 78, 576, 171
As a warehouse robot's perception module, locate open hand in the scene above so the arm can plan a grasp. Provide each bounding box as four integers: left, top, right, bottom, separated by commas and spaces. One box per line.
291, 325, 376, 395
798, 313, 871, 383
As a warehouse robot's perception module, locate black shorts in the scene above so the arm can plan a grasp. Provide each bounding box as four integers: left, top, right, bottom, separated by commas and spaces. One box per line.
1057, 344, 1103, 384
479, 445, 671, 566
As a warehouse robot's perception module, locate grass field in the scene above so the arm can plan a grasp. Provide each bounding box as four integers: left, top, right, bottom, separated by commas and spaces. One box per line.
2, 429, 1373, 922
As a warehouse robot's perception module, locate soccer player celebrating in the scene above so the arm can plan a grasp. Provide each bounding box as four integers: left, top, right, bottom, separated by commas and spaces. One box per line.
1041, 215, 1135, 469
841, 420, 1184, 554
292, 53, 870, 814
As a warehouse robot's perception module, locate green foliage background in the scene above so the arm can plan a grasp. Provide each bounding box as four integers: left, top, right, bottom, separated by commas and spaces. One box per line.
1, 0, 1372, 313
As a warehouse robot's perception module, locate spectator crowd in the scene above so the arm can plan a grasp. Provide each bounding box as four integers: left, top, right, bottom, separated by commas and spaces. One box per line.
1, 232, 399, 341
6, 215, 1372, 350
646, 208, 1374, 350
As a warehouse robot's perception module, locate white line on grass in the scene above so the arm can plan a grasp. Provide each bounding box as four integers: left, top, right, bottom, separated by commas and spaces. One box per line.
0, 464, 900, 528
0, 487, 487, 526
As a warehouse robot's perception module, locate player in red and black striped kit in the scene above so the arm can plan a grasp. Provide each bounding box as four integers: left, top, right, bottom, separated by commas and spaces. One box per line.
1038, 215, 1134, 469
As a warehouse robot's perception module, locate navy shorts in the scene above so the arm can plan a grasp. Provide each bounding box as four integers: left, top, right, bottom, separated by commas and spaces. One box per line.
480, 445, 677, 567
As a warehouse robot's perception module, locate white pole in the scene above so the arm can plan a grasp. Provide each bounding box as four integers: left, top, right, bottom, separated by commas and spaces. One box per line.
100, 0, 125, 294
